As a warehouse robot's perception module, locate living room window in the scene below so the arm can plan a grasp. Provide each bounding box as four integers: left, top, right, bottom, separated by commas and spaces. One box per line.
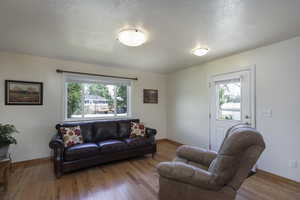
63, 74, 131, 121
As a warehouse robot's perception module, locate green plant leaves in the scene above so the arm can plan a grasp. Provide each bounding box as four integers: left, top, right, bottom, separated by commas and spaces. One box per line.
0, 124, 18, 147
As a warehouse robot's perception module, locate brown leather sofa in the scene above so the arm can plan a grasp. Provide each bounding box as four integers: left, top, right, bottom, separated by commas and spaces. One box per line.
157, 124, 265, 200
49, 119, 157, 178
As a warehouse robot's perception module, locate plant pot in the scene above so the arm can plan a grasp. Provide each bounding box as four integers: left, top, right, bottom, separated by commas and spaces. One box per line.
0, 145, 9, 159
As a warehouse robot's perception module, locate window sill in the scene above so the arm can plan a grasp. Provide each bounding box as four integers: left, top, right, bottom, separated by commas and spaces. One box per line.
63, 116, 132, 123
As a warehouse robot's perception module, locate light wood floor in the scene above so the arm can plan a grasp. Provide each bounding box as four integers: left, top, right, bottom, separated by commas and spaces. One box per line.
2, 141, 300, 200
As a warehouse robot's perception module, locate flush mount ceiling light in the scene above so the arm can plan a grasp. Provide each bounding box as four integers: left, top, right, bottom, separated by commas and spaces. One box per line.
118, 28, 147, 47
191, 47, 209, 56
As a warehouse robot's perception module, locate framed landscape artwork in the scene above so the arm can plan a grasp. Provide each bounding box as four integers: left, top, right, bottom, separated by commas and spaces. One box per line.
5, 80, 43, 105
143, 89, 158, 104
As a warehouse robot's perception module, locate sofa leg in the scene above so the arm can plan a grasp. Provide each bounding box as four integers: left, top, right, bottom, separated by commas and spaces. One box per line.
55, 170, 63, 179
54, 160, 63, 178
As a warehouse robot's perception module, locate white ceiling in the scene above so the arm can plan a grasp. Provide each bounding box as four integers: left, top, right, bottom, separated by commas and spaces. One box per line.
1, 0, 300, 73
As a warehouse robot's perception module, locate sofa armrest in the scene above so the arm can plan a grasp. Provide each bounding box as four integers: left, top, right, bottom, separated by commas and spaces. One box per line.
176, 145, 217, 167
49, 134, 64, 178
49, 134, 64, 150
145, 127, 157, 137
157, 162, 220, 190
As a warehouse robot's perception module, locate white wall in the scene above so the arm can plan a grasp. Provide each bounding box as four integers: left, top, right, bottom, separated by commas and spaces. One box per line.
0, 52, 167, 162
167, 36, 300, 182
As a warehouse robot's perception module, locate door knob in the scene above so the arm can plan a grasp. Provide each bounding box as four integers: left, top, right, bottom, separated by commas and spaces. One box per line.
245, 115, 251, 119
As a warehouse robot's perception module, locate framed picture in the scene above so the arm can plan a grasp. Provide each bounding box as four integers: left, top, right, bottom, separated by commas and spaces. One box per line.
143, 89, 158, 104
5, 80, 43, 105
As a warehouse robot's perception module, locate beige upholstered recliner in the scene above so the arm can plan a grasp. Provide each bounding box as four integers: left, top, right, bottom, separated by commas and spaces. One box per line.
157, 124, 265, 200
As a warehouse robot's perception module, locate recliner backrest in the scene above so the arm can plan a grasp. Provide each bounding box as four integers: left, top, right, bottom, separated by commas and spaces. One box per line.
208, 124, 265, 190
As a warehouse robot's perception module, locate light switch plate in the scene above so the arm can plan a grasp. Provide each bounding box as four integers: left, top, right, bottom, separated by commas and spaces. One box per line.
262, 109, 272, 117
289, 160, 298, 168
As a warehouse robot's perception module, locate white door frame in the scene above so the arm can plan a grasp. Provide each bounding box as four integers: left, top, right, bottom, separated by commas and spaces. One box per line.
208, 66, 256, 150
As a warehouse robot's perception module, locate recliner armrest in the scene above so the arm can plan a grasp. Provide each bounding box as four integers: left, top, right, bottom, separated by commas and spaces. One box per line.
157, 162, 220, 190
49, 134, 64, 150
176, 145, 217, 167
145, 127, 157, 137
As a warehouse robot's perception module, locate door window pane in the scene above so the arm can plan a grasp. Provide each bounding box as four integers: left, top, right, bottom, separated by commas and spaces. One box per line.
217, 80, 241, 120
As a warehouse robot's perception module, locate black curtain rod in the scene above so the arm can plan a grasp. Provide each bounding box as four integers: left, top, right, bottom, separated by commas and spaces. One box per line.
56, 69, 138, 81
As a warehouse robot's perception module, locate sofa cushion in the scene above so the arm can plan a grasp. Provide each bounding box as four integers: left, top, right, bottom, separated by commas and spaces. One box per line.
123, 137, 153, 149
57, 122, 94, 142
60, 126, 83, 147
118, 122, 131, 138
79, 123, 94, 142
130, 122, 146, 138
93, 122, 118, 142
64, 143, 100, 161
98, 139, 127, 153
117, 119, 140, 138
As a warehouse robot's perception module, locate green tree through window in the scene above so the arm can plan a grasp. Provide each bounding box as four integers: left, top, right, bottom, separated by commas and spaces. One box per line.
116, 85, 127, 113
67, 83, 82, 118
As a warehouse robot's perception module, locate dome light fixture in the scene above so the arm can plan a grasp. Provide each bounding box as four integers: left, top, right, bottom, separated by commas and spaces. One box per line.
191, 47, 209, 56
118, 28, 147, 47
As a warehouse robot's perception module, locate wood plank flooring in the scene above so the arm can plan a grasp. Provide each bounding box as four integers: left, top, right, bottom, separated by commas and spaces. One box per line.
1, 141, 300, 200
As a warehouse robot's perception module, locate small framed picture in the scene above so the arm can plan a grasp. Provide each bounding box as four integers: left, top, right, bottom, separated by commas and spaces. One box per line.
143, 89, 158, 104
5, 80, 43, 105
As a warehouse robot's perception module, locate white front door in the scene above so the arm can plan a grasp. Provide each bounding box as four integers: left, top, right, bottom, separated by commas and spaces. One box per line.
209, 69, 255, 151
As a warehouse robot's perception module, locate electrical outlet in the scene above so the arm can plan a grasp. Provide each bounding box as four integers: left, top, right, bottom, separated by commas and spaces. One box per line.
289, 160, 298, 168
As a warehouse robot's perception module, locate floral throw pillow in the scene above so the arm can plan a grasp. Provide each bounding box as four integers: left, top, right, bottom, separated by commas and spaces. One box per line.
60, 126, 83, 147
130, 122, 146, 138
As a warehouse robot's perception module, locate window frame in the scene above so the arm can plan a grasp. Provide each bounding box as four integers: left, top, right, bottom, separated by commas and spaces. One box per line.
62, 74, 132, 122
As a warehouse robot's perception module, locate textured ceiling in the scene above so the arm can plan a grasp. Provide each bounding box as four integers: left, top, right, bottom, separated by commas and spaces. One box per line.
1, 0, 300, 73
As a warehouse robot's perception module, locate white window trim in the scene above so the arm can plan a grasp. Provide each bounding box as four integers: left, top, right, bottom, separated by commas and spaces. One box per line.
62, 73, 132, 122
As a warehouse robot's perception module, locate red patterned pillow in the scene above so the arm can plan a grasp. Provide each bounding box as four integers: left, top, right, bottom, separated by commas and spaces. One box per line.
130, 122, 146, 138
60, 126, 83, 147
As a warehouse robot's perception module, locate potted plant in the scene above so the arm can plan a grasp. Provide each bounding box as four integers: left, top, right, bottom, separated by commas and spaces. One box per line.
0, 124, 18, 159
